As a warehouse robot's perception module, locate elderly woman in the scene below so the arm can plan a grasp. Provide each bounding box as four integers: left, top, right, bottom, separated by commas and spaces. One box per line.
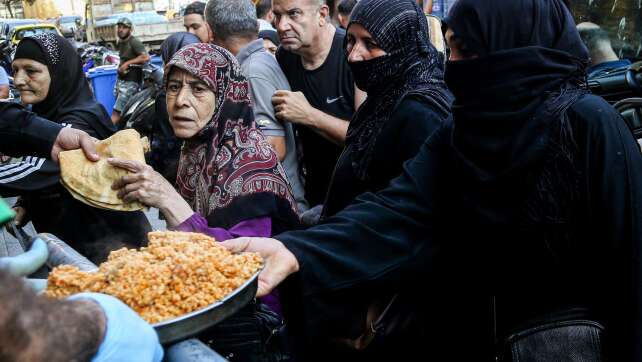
148, 32, 201, 186
0, 33, 151, 263
224, 0, 642, 361
110, 43, 299, 361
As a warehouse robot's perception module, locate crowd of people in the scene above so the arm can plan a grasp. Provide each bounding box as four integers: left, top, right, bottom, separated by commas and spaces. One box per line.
0, 0, 641, 361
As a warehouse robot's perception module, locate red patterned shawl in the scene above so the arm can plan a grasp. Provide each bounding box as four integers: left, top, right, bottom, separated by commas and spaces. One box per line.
166, 43, 299, 230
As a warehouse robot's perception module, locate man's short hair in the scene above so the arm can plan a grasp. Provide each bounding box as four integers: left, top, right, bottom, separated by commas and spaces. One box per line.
184, 1, 206, 16
205, 0, 258, 40
255, 0, 271, 19
337, 0, 357, 16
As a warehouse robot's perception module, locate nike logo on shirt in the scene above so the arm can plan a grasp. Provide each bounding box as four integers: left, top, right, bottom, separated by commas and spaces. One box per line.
326, 96, 343, 104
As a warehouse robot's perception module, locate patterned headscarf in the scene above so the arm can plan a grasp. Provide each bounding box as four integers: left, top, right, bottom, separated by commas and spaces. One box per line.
166, 43, 299, 229
346, 0, 453, 180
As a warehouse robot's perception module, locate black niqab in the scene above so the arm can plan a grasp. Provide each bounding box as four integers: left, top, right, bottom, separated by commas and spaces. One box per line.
443, 0, 589, 185
346, 0, 453, 180
15, 33, 114, 139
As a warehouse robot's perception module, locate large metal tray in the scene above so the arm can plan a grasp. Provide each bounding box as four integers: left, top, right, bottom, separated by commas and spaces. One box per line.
152, 269, 260, 345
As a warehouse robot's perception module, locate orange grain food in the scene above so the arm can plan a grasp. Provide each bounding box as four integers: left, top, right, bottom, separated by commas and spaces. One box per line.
45, 231, 262, 324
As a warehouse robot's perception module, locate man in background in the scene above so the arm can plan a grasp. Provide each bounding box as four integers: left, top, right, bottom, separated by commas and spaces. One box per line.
111, 18, 149, 126
206, 0, 309, 213
273, 0, 365, 214
256, 0, 276, 31
337, 0, 357, 29
183, 1, 211, 43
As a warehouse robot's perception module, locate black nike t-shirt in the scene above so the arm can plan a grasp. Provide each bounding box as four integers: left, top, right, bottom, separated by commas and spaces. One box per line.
277, 27, 355, 206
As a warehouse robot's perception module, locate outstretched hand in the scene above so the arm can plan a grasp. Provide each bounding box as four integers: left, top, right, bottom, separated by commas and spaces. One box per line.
51, 128, 99, 162
220, 237, 299, 297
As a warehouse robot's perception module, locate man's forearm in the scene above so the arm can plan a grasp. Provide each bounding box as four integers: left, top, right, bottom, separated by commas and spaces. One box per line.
306, 108, 349, 146
124, 54, 150, 67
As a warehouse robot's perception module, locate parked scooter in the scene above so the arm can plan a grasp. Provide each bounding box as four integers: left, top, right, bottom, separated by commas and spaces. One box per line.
120, 62, 163, 138
588, 61, 642, 139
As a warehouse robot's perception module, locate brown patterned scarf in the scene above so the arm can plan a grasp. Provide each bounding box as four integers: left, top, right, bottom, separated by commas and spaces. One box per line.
166, 43, 299, 230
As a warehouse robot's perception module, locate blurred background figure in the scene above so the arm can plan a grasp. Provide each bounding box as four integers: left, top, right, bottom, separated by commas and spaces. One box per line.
577, 22, 631, 77
259, 29, 280, 56
183, 1, 211, 43
255, 0, 276, 31
337, 0, 358, 29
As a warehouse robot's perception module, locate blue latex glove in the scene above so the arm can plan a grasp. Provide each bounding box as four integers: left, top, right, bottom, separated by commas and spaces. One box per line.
68, 293, 164, 362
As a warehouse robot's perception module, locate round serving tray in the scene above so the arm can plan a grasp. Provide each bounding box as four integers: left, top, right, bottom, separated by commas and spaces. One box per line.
152, 268, 260, 345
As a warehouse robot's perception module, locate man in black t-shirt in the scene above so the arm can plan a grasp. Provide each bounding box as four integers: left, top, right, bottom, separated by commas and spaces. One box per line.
111, 17, 150, 126
273, 0, 366, 211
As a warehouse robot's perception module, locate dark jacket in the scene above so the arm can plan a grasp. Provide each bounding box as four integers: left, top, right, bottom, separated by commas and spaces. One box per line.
278, 94, 642, 361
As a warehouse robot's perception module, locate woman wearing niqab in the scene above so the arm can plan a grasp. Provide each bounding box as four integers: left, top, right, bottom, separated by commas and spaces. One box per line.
226, 0, 642, 360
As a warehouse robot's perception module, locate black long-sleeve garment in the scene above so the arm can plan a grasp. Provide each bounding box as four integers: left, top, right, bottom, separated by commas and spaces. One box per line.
322, 96, 448, 217
0, 102, 61, 158
277, 94, 642, 361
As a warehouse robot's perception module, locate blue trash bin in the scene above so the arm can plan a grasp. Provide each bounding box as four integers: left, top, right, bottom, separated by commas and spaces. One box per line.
86, 65, 118, 115
150, 55, 163, 68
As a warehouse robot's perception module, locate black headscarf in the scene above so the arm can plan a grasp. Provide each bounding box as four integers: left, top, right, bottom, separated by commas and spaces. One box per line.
443, 0, 589, 184
14, 33, 114, 139
345, 0, 453, 181
160, 32, 200, 64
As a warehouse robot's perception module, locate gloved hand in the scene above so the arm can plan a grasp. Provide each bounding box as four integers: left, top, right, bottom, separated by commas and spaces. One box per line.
68, 293, 164, 362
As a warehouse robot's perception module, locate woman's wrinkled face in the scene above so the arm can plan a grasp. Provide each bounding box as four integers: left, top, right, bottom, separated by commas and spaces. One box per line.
12, 58, 51, 105
166, 68, 217, 139
345, 23, 387, 62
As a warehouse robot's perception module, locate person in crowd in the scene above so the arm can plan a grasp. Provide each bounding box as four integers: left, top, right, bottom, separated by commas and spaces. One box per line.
0, 54, 158, 362
577, 22, 630, 77
256, 0, 276, 31
324, 0, 452, 219
110, 43, 300, 361
206, 0, 309, 213
149, 32, 201, 186
0, 268, 162, 362
0, 33, 151, 263
111, 17, 150, 126
337, 0, 357, 29
259, 29, 280, 56
0, 66, 9, 99
420, 0, 432, 13
273, 0, 366, 216
183, 1, 212, 43
223, 0, 642, 361
305, 0, 451, 358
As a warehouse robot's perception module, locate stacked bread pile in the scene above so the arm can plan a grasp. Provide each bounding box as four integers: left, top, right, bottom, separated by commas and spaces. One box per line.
59, 129, 149, 211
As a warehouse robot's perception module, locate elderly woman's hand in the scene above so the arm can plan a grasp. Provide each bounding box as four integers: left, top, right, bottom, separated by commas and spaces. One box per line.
108, 158, 193, 227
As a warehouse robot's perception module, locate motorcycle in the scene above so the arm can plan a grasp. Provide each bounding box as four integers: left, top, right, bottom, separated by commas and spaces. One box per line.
120, 62, 163, 138
77, 43, 119, 73
587, 61, 642, 140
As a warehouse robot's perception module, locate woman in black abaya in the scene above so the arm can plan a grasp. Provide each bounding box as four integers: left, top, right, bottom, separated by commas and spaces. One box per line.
0, 33, 151, 263
223, 0, 642, 361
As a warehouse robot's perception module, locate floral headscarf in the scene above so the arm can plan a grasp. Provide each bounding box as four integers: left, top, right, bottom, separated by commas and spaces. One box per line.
166, 43, 299, 230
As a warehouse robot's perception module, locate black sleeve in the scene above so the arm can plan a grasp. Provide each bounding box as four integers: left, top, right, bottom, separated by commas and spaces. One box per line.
277, 123, 448, 293
0, 102, 61, 158
0, 110, 93, 193
394, 97, 449, 163
571, 95, 642, 361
